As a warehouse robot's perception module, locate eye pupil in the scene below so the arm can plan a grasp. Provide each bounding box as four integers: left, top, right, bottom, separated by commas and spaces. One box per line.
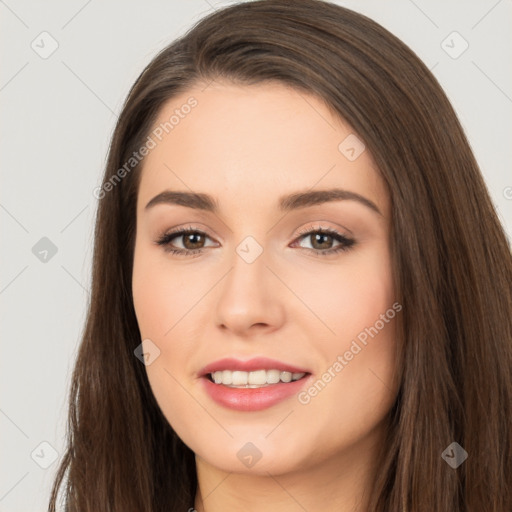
184, 233, 204, 249
311, 233, 332, 249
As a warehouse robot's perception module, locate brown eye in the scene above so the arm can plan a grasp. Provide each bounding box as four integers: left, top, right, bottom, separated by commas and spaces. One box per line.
293, 227, 356, 256
182, 232, 206, 250
309, 232, 335, 250
155, 227, 217, 255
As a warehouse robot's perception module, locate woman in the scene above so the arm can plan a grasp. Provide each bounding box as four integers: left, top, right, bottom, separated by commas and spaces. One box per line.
48, 0, 512, 510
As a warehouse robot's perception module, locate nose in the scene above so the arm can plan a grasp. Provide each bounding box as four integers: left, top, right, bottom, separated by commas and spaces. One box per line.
214, 246, 285, 337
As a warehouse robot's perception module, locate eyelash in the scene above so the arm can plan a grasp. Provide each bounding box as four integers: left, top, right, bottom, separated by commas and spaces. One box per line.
155, 225, 356, 258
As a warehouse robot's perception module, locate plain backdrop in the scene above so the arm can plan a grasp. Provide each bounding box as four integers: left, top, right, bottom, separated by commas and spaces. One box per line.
1, 0, 511, 510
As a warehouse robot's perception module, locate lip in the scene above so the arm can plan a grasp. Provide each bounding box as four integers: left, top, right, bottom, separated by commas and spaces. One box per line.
199, 357, 311, 376
198, 357, 312, 412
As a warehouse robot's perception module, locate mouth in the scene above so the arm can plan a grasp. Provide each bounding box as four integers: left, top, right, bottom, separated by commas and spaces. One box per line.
199, 358, 313, 411
205, 369, 310, 388
199, 357, 312, 389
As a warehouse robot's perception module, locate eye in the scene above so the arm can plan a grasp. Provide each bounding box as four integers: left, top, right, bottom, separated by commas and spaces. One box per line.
155, 227, 217, 256
291, 225, 355, 256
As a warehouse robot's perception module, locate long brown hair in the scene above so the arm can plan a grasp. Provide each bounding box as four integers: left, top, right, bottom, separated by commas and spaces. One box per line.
48, 1, 512, 510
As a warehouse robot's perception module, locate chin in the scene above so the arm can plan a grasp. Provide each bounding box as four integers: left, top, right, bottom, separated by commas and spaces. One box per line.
192, 434, 316, 476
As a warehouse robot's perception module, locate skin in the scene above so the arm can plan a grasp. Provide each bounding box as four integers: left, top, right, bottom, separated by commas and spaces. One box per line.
132, 80, 399, 512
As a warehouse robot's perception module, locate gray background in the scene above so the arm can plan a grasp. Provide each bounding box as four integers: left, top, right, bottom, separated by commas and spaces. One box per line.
1, 0, 510, 510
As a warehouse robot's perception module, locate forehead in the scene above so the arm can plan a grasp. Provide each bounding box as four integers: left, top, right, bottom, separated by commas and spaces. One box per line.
136, 80, 389, 218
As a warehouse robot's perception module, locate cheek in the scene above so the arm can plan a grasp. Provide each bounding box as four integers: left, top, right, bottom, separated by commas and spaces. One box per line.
296, 293, 398, 460
132, 243, 198, 339
291, 242, 395, 342
132, 273, 175, 340
293, 242, 397, 415
132, 246, 201, 431
312, 314, 398, 438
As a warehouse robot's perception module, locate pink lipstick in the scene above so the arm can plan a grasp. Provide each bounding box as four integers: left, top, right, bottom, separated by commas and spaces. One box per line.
199, 357, 312, 411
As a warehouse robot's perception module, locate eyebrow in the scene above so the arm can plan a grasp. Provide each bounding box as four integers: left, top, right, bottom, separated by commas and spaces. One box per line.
144, 188, 382, 216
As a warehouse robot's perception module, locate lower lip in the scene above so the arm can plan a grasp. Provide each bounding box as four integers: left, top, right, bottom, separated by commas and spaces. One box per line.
201, 375, 311, 411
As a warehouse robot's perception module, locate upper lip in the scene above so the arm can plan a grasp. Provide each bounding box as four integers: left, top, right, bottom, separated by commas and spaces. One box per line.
199, 357, 311, 377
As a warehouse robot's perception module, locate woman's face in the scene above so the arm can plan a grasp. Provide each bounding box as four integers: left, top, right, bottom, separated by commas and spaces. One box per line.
132, 80, 399, 477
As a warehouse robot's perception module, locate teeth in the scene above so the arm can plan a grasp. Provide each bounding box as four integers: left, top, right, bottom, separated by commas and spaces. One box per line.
248, 369, 266, 385
222, 370, 232, 385
267, 369, 281, 384
232, 371, 248, 386
210, 369, 306, 387
281, 371, 292, 383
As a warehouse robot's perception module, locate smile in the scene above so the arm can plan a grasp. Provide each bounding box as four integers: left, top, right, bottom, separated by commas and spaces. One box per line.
209, 369, 307, 387
199, 357, 312, 410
